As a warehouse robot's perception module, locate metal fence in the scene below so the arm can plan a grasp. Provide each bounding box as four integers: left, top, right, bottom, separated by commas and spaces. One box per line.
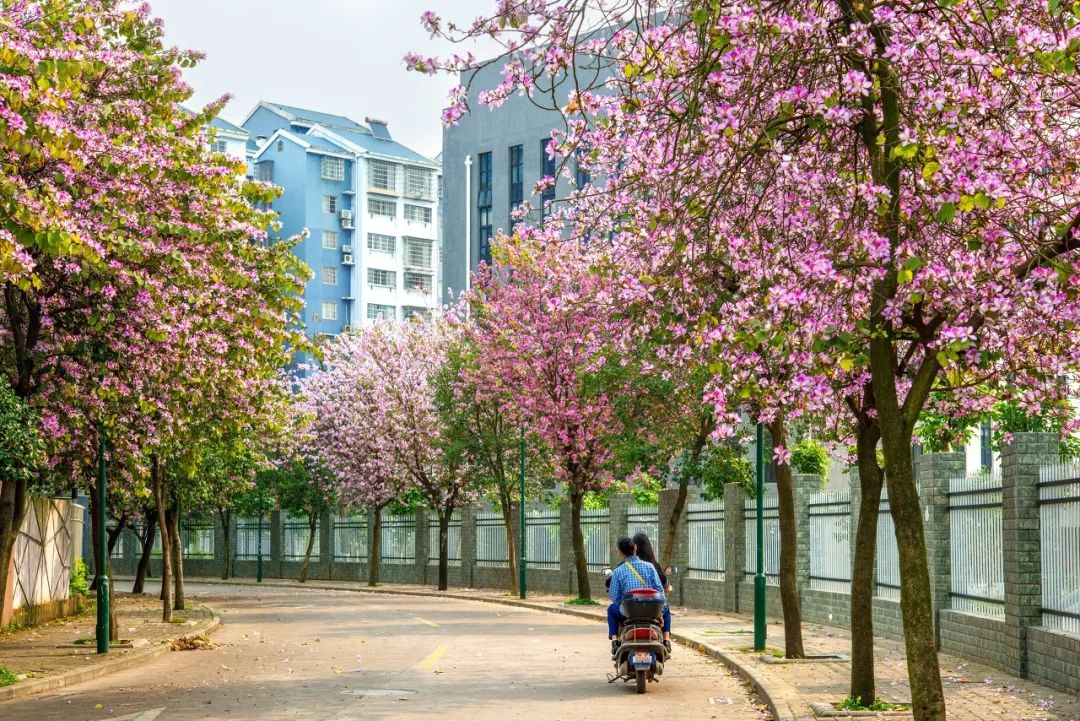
875, 489, 901, 600
949, 469, 1004, 617
581, 508, 610, 571
809, 490, 851, 592
380, 513, 416, 565
1039, 461, 1080, 635
475, 510, 508, 567
282, 515, 319, 561
235, 517, 270, 561
332, 514, 368, 562
744, 490, 780, 584
627, 503, 660, 555
427, 511, 462, 566
687, 500, 724, 580
525, 508, 560, 570
182, 523, 215, 560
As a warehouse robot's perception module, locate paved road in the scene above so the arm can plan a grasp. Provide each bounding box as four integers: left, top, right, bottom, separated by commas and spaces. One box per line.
4, 583, 767, 721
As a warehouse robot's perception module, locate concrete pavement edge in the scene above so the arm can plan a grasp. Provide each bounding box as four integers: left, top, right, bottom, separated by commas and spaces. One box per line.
0, 611, 223, 703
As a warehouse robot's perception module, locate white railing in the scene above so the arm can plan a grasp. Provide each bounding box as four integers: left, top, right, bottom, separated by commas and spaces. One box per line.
687, 499, 724, 580
1039, 462, 1080, 635
745, 490, 780, 585
809, 490, 851, 592
427, 511, 462, 566
876, 490, 901, 600
628, 503, 660, 556
949, 472, 1004, 617
234, 518, 270, 561
475, 510, 508, 567
282, 515, 319, 561
526, 508, 560, 570
581, 508, 610, 571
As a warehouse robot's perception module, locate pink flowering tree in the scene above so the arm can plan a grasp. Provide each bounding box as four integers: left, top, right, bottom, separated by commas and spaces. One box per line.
467, 232, 625, 601
416, 3, 1080, 716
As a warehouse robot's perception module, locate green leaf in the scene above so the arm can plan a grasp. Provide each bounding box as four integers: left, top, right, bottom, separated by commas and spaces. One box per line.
692, 7, 709, 26
936, 202, 957, 222
921, 162, 940, 181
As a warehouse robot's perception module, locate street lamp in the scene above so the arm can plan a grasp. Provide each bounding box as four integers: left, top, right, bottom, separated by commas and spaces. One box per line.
518, 426, 527, 600
92, 342, 110, 655
753, 422, 766, 652
257, 513, 264, 583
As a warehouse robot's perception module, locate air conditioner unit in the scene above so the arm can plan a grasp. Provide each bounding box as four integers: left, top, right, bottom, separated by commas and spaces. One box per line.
342, 325, 352, 333
339, 209, 353, 220
342, 254, 355, 265
341, 244, 353, 254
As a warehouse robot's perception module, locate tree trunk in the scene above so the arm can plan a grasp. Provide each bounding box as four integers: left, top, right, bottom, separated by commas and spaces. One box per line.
151, 456, 172, 622
367, 506, 382, 587
569, 489, 591, 600
770, 419, 805, 659
106, 514, 127, 558
132, 512, 156, 594
160, 504, 174, 602
850, 421, 884, 706
498, 487, 519, 596
88, 477, 102, 593
169, 498, 184, 611
437, 507, 452, 591
298, 513, 317, 583
106, 554, 118, 642
869, 338, 945, 721
218, 508, 231, 580
0, 479, 28, 624
661, 480, 689, 570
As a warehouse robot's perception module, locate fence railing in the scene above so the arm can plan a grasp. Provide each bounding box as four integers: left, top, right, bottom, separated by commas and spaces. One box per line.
380, 513, 416, 565
581, 508, 610, 571
809, 490, 851, 592
1039, 461, 1080, 635
525, 508, 560, 570
949, 470, 1004, 617
282, 515, 319, 561
687, 500, 724, 580
744, 491, 780, 584
234, 518, 270, 560
332, 514, 368, 562
627, 503, 659, 556
876, 490, 901, 600
427, 511, 462, 566
181, 523, 215, 560
475, 510, 508, 567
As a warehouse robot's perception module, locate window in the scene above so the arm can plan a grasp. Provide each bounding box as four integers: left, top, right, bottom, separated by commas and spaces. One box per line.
368, 268, 396, 288
367, 303, 395, 320
322, 230, 339, 250
404, 166, 433, 197
321, 156, 345, 181
404, 237, 432, 269
322, 195, 337, 214
575, 154, 590, 188
320, 301, 338, 321
404, 204, 432, 224
369, 198, 396, 219
403, 306, 430, 321
322, 266, 338, 285
369, 160, 397, 192
368, 233, 396, 253
404, 271, 432, 293
477, 151, 493, 264
255, 160, 274, 182
211, 138, 228, 154
508, 144, 524, 229
541, 139, 556, 219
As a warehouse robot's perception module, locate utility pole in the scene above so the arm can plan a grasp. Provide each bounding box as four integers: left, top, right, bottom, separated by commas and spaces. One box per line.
754, 422, 766, 652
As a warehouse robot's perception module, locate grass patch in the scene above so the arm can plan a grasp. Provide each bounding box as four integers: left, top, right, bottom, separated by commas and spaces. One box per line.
73, 637, 96, 645
0, 666, 20, 687
168, 616, 189, 624
738, 646, 785, 657
837, 696, 912, 712
565, 597, 600, 606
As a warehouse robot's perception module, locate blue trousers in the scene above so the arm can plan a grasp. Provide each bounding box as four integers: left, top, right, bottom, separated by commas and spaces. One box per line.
607, 603, 671, 637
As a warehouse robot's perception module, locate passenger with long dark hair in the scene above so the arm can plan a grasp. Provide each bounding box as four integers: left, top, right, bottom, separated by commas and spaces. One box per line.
632, 532, 673, 646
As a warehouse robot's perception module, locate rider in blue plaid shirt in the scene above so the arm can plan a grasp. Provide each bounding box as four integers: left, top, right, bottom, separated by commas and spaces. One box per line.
607, 536, 667, 654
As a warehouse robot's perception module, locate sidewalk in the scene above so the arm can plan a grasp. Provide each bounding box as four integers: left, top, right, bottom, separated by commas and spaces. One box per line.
186, 576, 1080, 721
0, 593, 219, 701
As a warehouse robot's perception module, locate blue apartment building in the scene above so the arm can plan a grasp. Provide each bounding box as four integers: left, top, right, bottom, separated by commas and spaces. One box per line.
240, 101, 441, 336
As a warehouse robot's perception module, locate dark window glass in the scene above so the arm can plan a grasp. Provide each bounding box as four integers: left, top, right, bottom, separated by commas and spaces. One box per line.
540, 140, 556, 220
509, 145, 523, 230
477, 152, 493, 265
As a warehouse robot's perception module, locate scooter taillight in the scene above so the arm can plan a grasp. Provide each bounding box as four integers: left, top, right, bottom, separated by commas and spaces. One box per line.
630, 627, 656, 641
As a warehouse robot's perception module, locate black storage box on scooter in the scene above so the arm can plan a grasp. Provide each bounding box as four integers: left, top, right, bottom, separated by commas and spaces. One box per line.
620, 589, 665, 621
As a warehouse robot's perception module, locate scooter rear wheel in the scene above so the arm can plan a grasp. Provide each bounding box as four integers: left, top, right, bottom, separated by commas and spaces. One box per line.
635, 669, 647, 694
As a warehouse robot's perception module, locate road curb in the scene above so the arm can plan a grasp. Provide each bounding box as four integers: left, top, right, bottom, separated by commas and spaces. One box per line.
0, 611, 222, 703
181, 577, 799, 720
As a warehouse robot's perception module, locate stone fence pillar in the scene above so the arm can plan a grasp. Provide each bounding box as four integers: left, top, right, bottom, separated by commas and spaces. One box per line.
460, 505, 477, 588
1001, 432, 1057, 676
793, 473, 817, 597
723, 482, 747, 612
269, 509, 282, 578
414, 508, 430, 585
659, 488, 690, 605
558, 501, 576, 596
915, 451, 963, 641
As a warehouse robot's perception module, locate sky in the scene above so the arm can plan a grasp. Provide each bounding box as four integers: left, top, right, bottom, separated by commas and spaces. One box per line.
149, 0, 496, 159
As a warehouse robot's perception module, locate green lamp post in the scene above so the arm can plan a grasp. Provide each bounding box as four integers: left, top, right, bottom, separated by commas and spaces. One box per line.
753, 422, 766, 652
96, 423, 109, 655
518, 426, 527, 600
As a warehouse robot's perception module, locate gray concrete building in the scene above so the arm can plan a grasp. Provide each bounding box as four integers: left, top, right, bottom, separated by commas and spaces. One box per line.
441, 62, 609, 302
